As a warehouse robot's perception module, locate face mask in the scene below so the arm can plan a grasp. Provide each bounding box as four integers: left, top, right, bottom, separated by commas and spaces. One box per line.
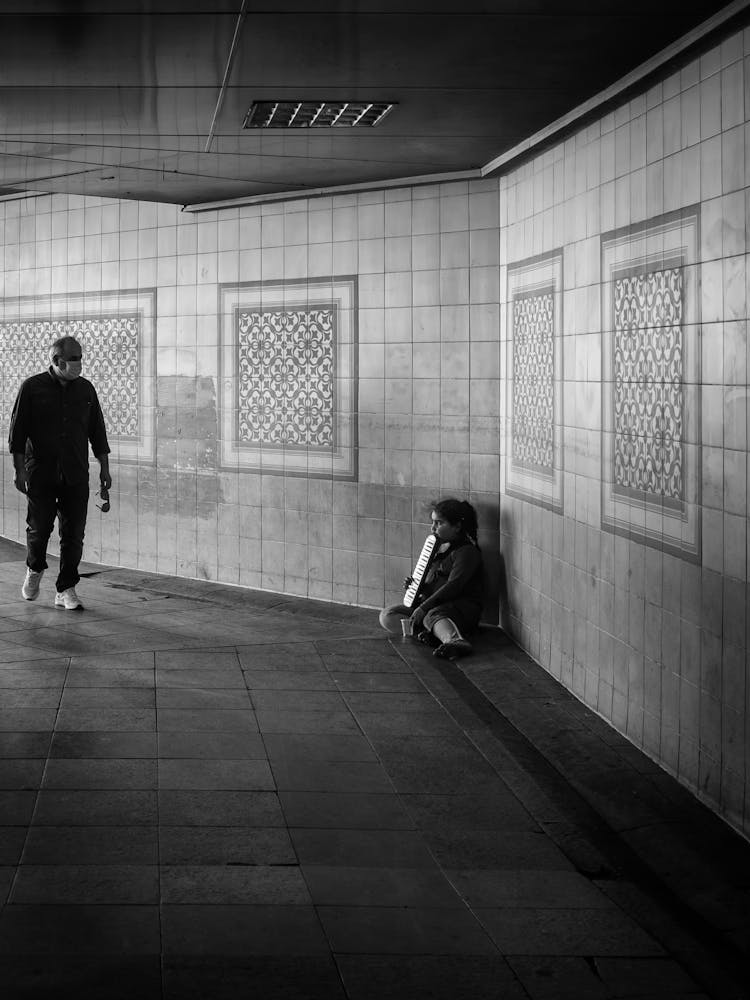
54, 360, 82, 381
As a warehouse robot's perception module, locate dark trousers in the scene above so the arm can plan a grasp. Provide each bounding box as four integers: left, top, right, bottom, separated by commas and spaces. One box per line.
26, 475, 89, 592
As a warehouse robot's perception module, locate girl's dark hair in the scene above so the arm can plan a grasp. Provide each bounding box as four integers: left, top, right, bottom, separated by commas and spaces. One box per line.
430, 498, 480, 547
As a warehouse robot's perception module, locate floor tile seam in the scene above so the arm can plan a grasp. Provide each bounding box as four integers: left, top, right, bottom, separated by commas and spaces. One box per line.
0, 619, 41, 636
153, 761, 167, 961
254, 725, 307, 880
0, 629, 66, 656
314, 637, 453, 728
279, 641, 509, 927
305, 645, 445, 806
260, 644, 383, 746
417, 653, 750, 1000
307, 900, 504, 959
336, 730, 539, 935
36, 763, 274, 788
14, 655, 75, 885
153, 647, 254, 727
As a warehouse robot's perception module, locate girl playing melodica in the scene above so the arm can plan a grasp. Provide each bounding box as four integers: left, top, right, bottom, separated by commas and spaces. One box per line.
379, 498, 483, 660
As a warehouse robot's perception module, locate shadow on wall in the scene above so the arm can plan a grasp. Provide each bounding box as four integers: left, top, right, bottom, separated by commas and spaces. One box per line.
476, 496, 505, 629
481, 547, 507, 630
496, 505, 513, 632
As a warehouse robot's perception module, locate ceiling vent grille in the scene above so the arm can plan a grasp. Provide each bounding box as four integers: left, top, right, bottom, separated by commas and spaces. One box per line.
243, 101, 394, 129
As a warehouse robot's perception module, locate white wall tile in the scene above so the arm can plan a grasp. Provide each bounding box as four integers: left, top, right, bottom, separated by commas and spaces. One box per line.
412, 234, 440, 270
700, 73, 722, 139
412, 198, 439, 235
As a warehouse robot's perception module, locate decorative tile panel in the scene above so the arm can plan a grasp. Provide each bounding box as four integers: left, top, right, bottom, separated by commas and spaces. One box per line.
505, 250, 564, 511
614, 267, 683, 501
238, 308, 334, 448
0, 289, 156, 464
601, 208, 700, 561
219, 277, 357, 478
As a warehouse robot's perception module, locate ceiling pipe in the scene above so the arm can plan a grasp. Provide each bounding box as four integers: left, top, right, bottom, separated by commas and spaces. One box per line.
205, 0, 249, 155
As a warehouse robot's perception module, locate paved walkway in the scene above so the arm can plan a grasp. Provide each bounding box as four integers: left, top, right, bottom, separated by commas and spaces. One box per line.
0, 538, 748, 999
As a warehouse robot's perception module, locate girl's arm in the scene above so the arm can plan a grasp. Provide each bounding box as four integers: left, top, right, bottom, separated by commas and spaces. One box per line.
417, 545, 482, 613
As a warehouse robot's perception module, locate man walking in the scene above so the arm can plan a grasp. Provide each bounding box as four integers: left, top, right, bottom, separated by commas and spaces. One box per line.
8, 335, 111, 610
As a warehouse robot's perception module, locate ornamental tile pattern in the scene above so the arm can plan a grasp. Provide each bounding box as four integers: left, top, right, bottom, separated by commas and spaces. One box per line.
505, 250, 564, 512
512, 289, 555, 473
601, 208, 700, 562
613, 267, 683, 502
0, 290, 156, 464
237, 307, 334, 448
219, 277, 357, 479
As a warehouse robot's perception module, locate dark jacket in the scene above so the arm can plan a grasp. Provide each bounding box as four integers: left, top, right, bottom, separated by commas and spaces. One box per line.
418, 537, 483, 614
8, 368, 110, 486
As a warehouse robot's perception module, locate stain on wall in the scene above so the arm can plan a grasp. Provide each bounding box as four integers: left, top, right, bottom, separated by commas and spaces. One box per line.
157, 375, 217, 472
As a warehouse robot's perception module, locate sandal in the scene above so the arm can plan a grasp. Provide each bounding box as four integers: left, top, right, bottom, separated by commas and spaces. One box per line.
416, 630, 437, 646
433, 639, 473, 660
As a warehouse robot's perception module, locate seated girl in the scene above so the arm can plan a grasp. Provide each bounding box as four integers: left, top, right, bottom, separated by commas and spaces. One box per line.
379, 498, 483, 660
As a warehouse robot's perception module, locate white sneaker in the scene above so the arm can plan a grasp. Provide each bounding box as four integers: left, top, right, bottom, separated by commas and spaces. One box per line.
54, 587, 83, 610
22, 568, 44, 601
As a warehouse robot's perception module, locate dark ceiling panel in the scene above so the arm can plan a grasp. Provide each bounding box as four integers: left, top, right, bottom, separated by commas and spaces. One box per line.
0, 13, 236, 86
0, 1, 741, 204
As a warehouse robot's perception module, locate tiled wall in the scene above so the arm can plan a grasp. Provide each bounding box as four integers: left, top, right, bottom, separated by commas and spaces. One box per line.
1, 27, 748, 837
0, 185, 504, 610
499, 29, 749, 836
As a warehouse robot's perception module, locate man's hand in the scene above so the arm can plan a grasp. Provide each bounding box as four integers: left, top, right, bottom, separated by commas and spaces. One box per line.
13, 468, 28, 494
97, 454, 112, 492
403, 575, 414, 590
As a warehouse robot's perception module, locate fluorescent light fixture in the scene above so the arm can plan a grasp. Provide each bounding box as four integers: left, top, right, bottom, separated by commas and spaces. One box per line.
243, 101, 395, 128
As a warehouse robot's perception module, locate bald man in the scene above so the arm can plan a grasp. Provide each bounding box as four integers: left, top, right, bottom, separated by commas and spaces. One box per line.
8, 336, 111, 610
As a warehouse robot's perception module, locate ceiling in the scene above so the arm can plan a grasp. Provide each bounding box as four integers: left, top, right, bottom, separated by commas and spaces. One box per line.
0, 0, 744, 207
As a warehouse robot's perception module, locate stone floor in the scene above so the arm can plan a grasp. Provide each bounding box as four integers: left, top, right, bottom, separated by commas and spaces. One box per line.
0, 538, 748, 999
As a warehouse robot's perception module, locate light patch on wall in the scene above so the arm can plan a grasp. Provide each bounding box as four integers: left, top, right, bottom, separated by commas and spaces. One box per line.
218, 276, 358, 479
505, 249, 564, 512
0, 288, 156, 465
601, 207, 701, 562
